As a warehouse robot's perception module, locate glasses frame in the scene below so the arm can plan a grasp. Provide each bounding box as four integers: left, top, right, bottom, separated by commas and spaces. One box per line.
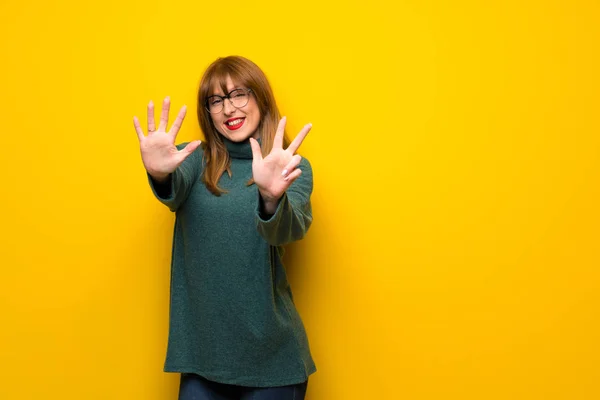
205, 88, 253, 114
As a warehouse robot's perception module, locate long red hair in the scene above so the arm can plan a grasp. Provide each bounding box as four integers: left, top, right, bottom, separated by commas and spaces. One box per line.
197, 56, 289, 196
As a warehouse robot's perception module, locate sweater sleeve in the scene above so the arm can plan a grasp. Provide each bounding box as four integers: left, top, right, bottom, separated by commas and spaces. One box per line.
147, 142, 203, 212
255, 157, 314, 246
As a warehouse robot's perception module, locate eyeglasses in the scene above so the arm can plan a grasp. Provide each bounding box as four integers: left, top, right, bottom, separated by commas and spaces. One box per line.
205, 88, 253, 114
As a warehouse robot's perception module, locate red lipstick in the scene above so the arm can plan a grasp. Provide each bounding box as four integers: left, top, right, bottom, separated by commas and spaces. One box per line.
225, 117, 245, 131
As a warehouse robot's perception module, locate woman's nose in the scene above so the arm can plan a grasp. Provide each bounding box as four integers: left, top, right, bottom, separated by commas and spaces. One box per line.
223, 99, 236, 115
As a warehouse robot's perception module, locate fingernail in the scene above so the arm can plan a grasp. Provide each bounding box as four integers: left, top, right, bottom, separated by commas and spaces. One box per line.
281, 169, 288, 176
308, 123, 313, 127
165, 96, 170, 101
149, 100, 153, 106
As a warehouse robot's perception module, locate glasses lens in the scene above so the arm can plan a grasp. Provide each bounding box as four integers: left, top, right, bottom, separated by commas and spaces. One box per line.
207, 96, 223, 113
230, 89, 249, 108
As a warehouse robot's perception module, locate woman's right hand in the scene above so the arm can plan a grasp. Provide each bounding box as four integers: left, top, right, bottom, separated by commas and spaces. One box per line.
133, 96, 202, 182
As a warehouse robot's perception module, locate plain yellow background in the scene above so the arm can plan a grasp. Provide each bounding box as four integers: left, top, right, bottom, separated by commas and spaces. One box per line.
1, 0, 599, 399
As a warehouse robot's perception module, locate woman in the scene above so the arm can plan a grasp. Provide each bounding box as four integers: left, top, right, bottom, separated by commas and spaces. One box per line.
133, 56, 316, 400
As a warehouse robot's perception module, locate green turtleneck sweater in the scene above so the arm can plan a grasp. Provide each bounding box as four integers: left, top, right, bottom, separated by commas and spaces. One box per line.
147, 137, 316, 387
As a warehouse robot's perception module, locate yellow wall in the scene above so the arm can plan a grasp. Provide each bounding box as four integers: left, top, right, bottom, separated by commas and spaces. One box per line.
1, 0, 599, 398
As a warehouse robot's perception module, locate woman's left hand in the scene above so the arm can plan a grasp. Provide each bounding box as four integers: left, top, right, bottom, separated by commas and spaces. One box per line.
249, 117, 312, 214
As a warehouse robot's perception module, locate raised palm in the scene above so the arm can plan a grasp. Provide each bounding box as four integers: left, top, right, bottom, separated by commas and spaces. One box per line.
249, 117, 312, 204
133, 97, 202, 180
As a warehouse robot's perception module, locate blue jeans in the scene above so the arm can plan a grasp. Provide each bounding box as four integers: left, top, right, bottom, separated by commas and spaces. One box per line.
178, 373, 308, 400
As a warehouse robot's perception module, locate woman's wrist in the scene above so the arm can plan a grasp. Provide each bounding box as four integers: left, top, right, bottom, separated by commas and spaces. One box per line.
259, 190, 281, 216
149, 171, 171, 183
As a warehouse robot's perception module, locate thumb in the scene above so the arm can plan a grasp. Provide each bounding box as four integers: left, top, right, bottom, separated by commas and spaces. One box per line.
249, 138, 263, 162
183, 140, 202, 154
176, 140, 202, 162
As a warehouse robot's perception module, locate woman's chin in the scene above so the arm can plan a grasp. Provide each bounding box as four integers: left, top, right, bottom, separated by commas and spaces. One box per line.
221, 129, 256, 142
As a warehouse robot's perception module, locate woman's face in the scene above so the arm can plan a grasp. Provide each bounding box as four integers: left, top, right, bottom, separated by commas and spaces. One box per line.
209, 75, 261, 142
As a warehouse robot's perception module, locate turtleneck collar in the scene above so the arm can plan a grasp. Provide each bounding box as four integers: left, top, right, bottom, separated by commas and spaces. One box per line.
222, 136, 259, 160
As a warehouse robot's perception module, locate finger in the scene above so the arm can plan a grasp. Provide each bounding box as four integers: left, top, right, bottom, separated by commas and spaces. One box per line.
287, 123, 312, 154
281, 154, 302, 177
175, 140, 202, 163
284, 168, 302, 182
169, 105, 187, 137
158, 96, 170, 131
273, 116, 286, 149
147, 100, 156, 133
249, 137, 263, 162
133, 116, 145, 141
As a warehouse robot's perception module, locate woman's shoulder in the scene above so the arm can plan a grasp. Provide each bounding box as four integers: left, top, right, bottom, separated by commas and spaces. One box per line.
298, 154, 312, 173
